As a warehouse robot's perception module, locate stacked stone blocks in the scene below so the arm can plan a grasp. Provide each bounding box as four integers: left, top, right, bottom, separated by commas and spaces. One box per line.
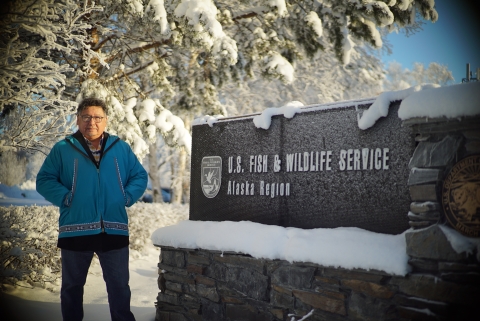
155, 241, 480, 321
406, 116, 480, 230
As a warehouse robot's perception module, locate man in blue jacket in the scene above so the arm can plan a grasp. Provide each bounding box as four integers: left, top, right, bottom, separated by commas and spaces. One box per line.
37, 97, 148, 321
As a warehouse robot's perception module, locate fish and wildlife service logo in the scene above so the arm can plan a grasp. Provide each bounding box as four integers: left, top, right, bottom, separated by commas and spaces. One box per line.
201, 156, 222, 198
442, 155, 480, 237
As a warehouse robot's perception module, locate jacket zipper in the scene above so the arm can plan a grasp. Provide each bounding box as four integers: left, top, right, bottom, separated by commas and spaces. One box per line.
65, 158, 78, 206
97, 167, 105, 233
99, 138, 122, 230
114, 157, 128, 206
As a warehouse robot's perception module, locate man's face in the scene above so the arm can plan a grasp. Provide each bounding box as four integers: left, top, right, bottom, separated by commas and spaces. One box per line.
76, 106, 107, 141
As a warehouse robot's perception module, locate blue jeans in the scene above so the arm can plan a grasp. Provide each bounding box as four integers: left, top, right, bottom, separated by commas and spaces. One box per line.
60, 247, 136, 321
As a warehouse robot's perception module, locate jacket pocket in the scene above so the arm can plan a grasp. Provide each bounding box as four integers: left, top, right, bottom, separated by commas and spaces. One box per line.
64, 158, 78, 207
114, 157, 129, 206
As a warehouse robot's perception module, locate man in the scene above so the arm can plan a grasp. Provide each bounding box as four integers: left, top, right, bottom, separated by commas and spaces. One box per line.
37, 97, 148, 321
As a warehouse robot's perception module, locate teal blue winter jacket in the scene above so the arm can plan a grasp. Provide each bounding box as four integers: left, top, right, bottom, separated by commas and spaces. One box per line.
36, 132, 148, 238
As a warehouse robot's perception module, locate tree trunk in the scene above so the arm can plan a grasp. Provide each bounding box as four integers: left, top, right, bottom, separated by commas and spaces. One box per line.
181, 118, 191, 203
171, 117, 191, 204
170, 149, 178, 203
172, 148, 186, 204
148, 143, 163, 203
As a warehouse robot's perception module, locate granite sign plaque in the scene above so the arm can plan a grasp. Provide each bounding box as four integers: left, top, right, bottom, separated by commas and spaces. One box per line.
190, 100, 415, 234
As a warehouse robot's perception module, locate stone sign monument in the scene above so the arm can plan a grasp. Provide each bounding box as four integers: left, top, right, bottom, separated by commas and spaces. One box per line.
156, 83, 480, 321
190, 99, 414, 234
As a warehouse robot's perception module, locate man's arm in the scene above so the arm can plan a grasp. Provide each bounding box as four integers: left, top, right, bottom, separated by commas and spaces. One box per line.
123, 145, 148, 207
36, 145, 70, 207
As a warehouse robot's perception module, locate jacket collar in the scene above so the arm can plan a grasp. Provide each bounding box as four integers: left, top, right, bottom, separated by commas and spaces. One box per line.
66, 131, 111, 161
69, 131, 111, 148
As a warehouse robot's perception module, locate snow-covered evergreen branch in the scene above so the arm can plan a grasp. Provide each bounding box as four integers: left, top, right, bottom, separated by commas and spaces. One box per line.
1, 0, 438, 158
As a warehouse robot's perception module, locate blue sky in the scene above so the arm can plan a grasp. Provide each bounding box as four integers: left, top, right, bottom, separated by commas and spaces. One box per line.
381, 0, 480, 84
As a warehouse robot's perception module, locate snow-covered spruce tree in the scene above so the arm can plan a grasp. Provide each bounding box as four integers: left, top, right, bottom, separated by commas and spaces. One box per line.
0, 0, 97, 154
218, 45, 385, 116
1, 0, 438, 198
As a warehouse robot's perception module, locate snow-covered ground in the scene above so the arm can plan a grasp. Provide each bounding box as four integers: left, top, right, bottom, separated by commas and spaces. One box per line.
1, 248, 161, 321
1, 182, 189, 321
2, 175, 479, 320
0, 181, 51, 206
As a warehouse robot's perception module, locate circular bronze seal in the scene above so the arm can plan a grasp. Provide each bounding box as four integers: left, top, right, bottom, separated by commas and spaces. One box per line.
442, 155, 480, 237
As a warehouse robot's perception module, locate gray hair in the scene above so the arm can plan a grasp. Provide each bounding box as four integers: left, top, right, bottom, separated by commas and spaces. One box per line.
77, 98, 108, 115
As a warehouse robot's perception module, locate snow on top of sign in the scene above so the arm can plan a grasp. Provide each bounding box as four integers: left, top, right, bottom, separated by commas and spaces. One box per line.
398, 81, 480, 120
252, 101, 303, 129
151, 220, 411, 276
357, 83, 440, 130
191, 114, 225, 127
192, 97, 377, 128
299, 96, 376, 113
359, 82, 480, 129
193, 82, 480, 130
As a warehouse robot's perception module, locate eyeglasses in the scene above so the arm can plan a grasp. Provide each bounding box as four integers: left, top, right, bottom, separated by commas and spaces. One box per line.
80, 115, 105, 123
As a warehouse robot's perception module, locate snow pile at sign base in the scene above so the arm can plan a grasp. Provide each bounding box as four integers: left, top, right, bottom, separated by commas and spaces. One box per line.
152, 221, 480, 276
152, 220, 411, 276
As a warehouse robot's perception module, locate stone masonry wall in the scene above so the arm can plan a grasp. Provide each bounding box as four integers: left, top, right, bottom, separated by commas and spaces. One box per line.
155, 237, 480, 321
